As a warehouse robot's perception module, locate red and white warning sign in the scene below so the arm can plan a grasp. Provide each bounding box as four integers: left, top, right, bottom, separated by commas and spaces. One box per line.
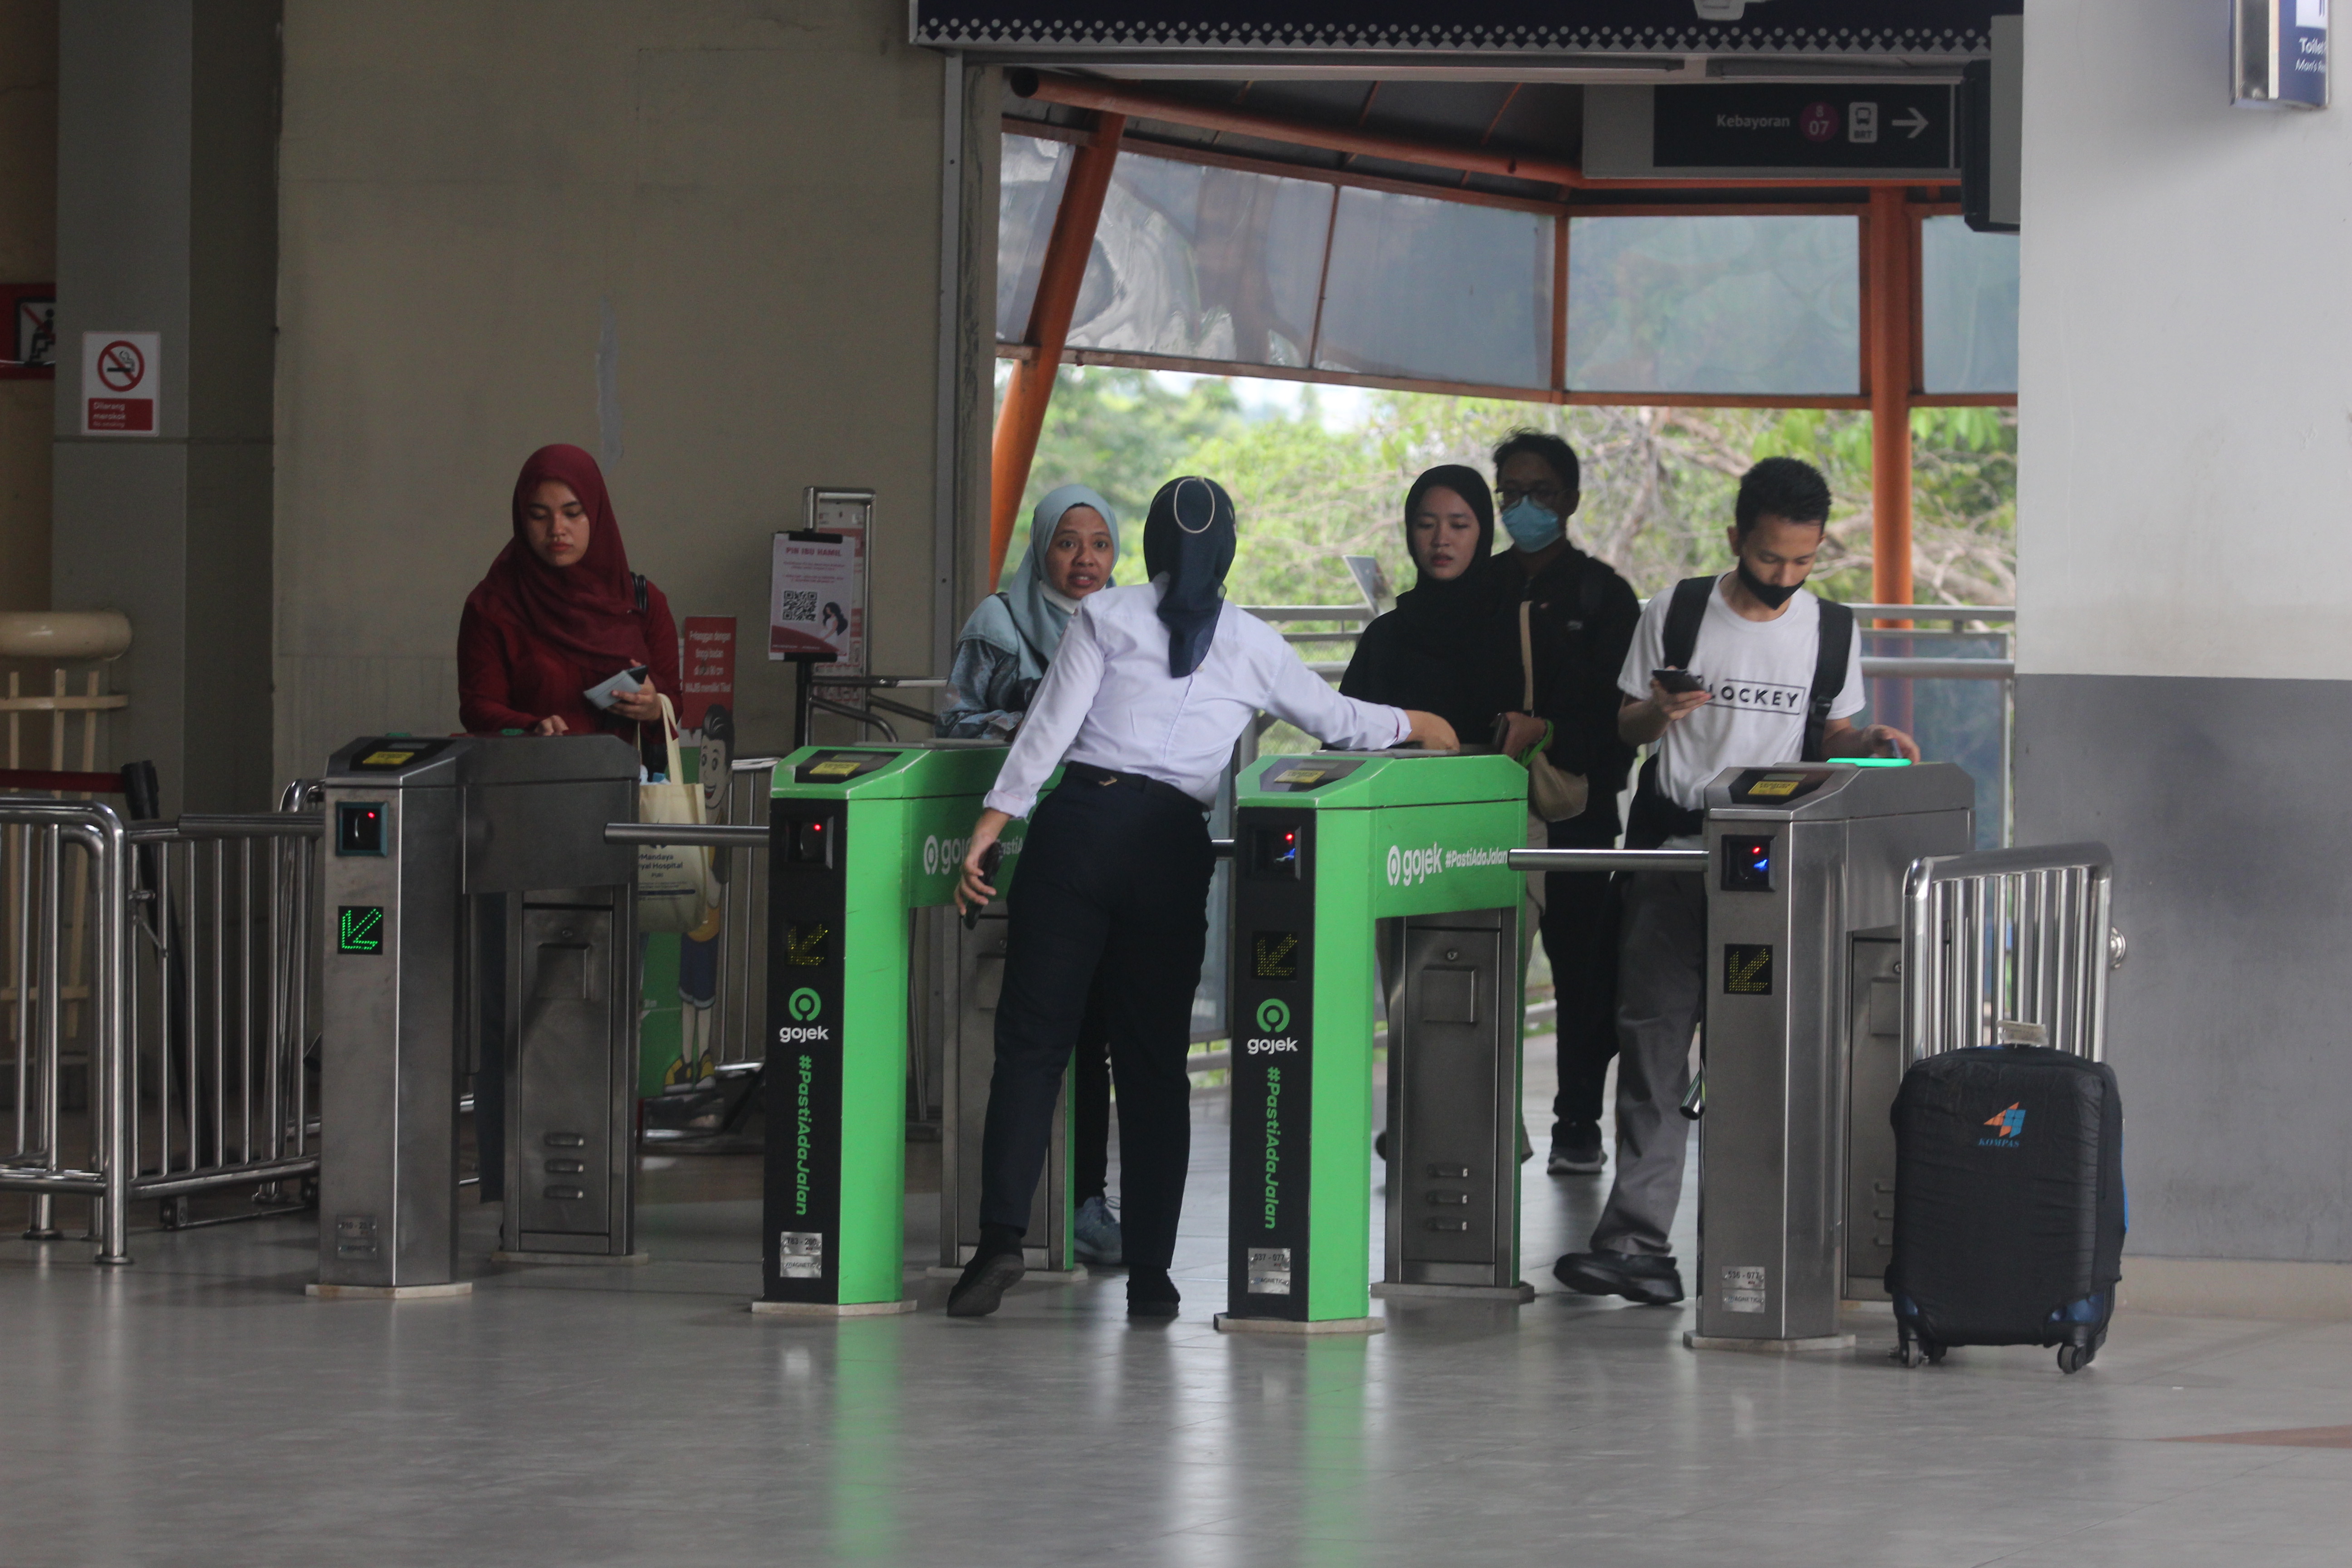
81, 331, 160, 436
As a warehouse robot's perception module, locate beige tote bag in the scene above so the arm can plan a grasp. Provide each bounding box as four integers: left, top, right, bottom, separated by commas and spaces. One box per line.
637, 695, 719, 933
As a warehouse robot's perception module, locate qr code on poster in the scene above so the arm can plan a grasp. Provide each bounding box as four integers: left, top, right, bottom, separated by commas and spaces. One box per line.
776, 592, 816, 622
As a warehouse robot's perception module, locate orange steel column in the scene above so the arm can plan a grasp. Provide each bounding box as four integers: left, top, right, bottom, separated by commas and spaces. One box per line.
988, 112, 1127, 588
1867, 186, 1915, 622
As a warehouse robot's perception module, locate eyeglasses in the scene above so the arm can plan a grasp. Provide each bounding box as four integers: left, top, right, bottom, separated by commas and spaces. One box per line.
1496, 480, 1565, 507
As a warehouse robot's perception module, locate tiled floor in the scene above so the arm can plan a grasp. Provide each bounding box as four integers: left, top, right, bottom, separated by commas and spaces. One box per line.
0, 1053, 2346, 1567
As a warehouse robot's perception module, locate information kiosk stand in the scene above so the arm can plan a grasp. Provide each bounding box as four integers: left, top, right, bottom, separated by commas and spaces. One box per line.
1219, 750, 1526, 1335
312, 734, 639, 1298
756, 743, 1072, 1315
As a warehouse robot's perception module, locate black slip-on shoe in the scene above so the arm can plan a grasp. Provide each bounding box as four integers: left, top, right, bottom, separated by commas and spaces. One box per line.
946, 1248, 1025, 1318
1127, 1267, 1181, 1319
1553, 1249, 1685, 1305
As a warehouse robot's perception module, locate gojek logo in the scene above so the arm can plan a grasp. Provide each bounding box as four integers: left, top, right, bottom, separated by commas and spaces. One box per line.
1245, 995, 1300, 1056
923, 832, 1024, 877
1979, 1102, 2026, 1147
1385, 840, 1514, 887
777, 987, 831, 1048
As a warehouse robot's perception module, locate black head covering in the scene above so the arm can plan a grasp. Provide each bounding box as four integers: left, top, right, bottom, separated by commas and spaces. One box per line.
1143, 475, 1237, 677
1392, 465, 1504, 653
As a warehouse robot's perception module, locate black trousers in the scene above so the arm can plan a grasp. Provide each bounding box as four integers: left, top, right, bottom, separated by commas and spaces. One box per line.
1540, 813, 1623, 1135
1072, 976, 1112, 1203
979, 779, 1213, 1269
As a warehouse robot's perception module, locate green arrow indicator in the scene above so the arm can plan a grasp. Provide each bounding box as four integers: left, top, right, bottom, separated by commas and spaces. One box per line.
338, 905, 384, 954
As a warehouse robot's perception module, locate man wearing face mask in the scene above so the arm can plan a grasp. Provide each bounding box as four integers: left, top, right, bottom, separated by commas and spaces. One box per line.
1487, 431, 1640, 1179
1553, 456, 1918, 1307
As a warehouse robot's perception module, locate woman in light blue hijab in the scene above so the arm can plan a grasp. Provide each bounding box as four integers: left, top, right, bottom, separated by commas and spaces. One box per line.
938, 485, 1119, 739
937, 481, 1124, 1265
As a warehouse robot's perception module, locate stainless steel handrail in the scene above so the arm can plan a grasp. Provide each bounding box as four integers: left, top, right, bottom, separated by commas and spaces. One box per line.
1901, 841, 2121, 1065
606, 823, 771, 849
136, 813, 325, 841
1859, 657, 2015, 680
1509, 848, 1709, 874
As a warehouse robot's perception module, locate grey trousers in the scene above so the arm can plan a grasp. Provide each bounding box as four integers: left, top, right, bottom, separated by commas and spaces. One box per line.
1588, 866, 1705, 1257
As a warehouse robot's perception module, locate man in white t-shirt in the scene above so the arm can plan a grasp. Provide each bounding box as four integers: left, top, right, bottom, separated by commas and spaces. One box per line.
1553, 456, 1919, 1307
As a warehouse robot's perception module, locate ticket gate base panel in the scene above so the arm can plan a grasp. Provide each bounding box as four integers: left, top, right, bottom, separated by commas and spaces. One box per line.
491, 1249, 652, 1267
1684, 1331, 1857, 1355
923, 1259, 1087, 1282
307, 1281, 474, 1301
750, 1297, 918, 1318
1214, 1313, 1387, 1337
1371, 1280, 1534, 1303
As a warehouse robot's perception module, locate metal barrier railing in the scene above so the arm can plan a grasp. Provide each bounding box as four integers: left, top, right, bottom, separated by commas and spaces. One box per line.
713, 758, 781, 1068
1902, 841, 2124, 1064
0, 790, 322, 1263
122, 794, 324, 1238
0, 797, 131, 1257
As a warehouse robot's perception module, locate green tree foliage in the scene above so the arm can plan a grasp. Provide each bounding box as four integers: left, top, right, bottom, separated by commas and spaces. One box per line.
1009, 366, 2015, 610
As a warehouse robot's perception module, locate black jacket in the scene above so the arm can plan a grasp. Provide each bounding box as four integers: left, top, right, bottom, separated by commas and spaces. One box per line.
1489, 545, 1641, 832
1339, 608, 1520, 749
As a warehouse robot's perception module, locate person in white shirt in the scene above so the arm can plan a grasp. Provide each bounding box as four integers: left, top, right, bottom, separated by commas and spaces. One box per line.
946, 475, 1459, 1320
1553, 456, 1918, 1309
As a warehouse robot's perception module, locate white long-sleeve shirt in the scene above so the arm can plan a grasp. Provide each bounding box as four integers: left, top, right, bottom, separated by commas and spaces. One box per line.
982, 582, 1413, 819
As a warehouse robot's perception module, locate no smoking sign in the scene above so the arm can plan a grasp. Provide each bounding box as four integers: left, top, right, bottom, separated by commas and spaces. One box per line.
80, 330, 160, 436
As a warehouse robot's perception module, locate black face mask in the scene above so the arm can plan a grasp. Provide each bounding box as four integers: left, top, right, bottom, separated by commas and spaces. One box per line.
1736, 558, 1803, 610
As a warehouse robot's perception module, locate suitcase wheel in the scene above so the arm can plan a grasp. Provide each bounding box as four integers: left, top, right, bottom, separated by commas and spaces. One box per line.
1893, 1326, 1945, 1368
2057, 1343, 2094, 1375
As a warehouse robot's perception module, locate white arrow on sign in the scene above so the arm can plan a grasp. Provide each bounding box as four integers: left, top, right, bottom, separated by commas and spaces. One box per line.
1895, 107, 1932, 139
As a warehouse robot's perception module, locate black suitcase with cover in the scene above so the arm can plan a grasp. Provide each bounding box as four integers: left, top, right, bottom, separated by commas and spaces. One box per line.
1886, 1044, 2126, 1373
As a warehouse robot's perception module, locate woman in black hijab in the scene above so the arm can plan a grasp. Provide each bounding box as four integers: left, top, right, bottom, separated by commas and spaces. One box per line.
1343, 465, 1544, 756
942, 476, 1459, 1320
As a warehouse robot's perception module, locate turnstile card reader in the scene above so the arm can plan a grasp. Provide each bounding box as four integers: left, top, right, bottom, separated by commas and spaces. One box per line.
761, 744, 1042, 1313
1695, 760, 1972, 1346
316, 735, 637, 1294
1223, 751, 1526, 1332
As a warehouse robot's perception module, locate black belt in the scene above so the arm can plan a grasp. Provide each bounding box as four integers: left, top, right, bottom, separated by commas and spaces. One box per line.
1064, 761, 1209, 814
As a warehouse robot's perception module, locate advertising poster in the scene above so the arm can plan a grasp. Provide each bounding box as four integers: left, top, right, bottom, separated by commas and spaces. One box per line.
680, 616, 736, 730
769, 534, 862, 672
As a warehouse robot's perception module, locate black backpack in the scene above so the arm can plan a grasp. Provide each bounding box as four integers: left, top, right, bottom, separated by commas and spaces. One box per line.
1625, 577, 1855, 846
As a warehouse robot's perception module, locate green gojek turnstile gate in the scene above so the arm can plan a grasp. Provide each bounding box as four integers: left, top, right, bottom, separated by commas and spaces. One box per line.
755, 742, 1070, 1315
1219, 750, 1527, 1334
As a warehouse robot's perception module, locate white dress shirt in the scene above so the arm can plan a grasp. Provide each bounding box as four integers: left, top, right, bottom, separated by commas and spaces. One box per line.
983, 581, 1413, 819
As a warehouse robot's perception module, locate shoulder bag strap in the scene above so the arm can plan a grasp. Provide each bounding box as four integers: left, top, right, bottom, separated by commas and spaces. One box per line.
1804, 600, 1857, 762
1518, 600, 1537, 711
1662, 575, 1713, 671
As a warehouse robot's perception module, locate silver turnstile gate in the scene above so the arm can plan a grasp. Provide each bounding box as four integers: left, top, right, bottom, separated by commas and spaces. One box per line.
936, 904, 1074, 1274
1375, 907, 1527, 1301
313, 735, 639, 1296
1693, 761, 1973, 1348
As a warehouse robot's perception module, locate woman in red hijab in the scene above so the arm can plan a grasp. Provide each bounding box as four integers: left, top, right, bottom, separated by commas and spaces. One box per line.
459, 444, 680, 752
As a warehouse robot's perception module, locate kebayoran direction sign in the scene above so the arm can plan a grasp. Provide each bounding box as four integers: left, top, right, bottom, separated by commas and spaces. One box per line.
1588, 85, 1961, 181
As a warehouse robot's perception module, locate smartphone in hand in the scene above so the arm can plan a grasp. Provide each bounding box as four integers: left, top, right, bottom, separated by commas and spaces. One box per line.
961, 841, 1003, 931
1653, 667, 1705, 696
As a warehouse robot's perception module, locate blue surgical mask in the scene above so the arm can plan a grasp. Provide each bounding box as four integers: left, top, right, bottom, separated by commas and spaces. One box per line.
1500, 497, 1563, 552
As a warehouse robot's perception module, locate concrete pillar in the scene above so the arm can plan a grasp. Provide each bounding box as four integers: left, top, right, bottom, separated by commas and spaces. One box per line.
2016, 1, 2352, 1295
51, 1, 278, 813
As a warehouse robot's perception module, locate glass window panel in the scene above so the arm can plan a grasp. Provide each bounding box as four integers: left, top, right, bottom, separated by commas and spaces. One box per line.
1920, 216, 2019, 394
1313, 189, 1553, 389
1064, 152, 1333, 368
997, 135, 1073, 340
1567, 216, 1860, 395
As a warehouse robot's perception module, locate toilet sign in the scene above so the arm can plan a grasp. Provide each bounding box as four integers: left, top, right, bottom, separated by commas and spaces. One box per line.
81, 331, 160, 436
